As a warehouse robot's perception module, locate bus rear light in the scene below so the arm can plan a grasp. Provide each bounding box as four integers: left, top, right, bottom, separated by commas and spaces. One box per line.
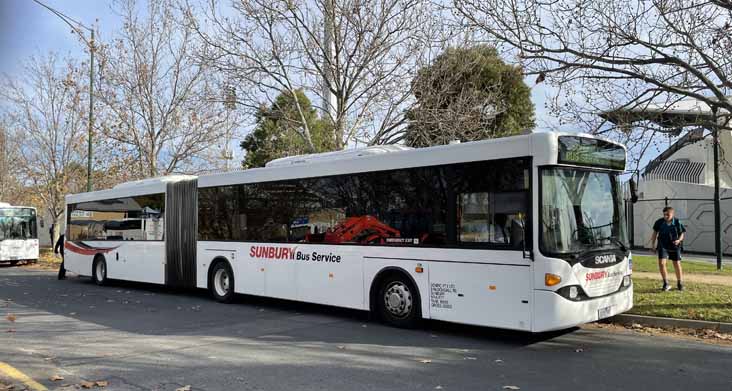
545, 273, 562, 286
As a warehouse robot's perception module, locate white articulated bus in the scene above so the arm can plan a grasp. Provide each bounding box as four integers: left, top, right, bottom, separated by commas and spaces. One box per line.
64, 132, 633, 332
0, 203, 39, 265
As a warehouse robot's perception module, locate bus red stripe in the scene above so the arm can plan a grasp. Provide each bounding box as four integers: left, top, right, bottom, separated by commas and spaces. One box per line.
65, 242, 119, 256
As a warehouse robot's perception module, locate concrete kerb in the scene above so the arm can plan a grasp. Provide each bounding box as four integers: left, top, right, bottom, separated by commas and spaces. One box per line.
609, 313, 732, 333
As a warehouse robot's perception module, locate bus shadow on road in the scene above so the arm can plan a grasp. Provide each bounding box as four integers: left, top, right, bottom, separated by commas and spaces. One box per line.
4, 269, 576, 348
0, 261, 31, 268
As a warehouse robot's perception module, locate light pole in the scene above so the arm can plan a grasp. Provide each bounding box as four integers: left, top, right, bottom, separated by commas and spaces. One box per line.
32, 0, 95, 192
601, 98, 728, 269
712, 107, 722, 269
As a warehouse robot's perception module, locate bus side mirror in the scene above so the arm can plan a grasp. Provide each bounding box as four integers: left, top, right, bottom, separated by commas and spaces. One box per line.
629, 178, 639, 203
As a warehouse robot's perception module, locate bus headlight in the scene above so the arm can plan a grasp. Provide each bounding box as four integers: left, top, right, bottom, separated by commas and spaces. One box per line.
556, 285, 587, 301
623, 275, 631, 287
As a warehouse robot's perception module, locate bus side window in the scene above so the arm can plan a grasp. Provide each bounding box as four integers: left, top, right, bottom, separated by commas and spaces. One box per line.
458, 192, 492, 243
457, 191, 528, 247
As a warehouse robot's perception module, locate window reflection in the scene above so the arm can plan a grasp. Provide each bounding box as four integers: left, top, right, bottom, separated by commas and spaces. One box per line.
67, 194, 165, 241
198, 158, 530, 249
0, 208, 37, 240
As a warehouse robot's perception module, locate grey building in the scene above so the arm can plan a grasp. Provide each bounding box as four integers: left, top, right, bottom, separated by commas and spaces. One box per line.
633, 129, 732, 254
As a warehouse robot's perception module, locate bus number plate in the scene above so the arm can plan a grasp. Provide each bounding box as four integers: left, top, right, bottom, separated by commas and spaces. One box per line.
597, 305, 614, 319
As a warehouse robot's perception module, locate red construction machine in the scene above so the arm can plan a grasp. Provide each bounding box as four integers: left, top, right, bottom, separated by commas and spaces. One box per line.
305, 215, 401, 244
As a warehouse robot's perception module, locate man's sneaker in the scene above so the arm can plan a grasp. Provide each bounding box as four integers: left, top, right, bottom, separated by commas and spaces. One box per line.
678, 282, 684, 291
661, 283, 671, 291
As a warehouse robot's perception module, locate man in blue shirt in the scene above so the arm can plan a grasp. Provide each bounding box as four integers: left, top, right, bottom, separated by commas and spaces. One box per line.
650, 206, 686, 291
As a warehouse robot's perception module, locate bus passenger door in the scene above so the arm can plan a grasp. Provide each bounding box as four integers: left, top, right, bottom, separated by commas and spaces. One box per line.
165, 179, 198, 288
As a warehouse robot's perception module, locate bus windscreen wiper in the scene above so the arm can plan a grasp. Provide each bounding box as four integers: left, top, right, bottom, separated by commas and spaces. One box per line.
599, 236, 627, 252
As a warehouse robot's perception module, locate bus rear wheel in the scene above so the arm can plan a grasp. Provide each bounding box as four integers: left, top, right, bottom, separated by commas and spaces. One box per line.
377, 274, 421, 328
209, 261, 235, 303
92, 256, 108, 286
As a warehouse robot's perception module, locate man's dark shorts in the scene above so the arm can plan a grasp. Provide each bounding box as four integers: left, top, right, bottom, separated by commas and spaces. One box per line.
658, 246, 682, 261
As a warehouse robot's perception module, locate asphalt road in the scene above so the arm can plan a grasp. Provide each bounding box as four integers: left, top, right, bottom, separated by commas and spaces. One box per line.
1, 266, 732, 391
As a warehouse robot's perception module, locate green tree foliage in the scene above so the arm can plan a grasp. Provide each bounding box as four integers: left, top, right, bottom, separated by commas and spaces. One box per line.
405, 45, 535, 147
241, 90, 335, 168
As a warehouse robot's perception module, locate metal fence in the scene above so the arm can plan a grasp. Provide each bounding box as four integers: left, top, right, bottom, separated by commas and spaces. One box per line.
626, 196, 732, 255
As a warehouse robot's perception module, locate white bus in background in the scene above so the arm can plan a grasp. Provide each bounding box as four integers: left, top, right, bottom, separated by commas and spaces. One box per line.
63, 132, 633, 332
0, 203, 39, 265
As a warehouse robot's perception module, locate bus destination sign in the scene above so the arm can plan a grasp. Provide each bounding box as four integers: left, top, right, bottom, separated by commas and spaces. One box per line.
557, 136, 625, 170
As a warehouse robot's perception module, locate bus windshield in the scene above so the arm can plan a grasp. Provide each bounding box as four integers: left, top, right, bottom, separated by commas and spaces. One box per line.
540, 167, 627, 255
0, 208, 38, 241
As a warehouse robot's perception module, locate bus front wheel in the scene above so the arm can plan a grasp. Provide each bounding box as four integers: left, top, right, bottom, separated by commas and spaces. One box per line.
92, 256, 108, 286
376, 273, 421, 328
209, 261, 235, 303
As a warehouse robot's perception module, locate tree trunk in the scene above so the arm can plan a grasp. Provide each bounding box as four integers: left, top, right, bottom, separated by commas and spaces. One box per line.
49, 210, 63, 249
334, 116, 345, 150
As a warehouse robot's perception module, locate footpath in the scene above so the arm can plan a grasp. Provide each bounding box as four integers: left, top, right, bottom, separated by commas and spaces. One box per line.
632, 271, 732, 286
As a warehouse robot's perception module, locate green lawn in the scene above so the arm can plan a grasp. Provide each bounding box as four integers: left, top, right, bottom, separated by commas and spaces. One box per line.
632, 255, 732, 276
629, 278, 732, 323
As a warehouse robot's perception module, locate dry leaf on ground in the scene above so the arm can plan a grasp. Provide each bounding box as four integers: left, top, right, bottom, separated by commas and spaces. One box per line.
418, 359, 432, 364
5, 314, 16, 322
49, 375, 64, 381
95, 380, 108, 387
79, 380, 95, 388
175, 386, 192, 391
503, 386, 521, 390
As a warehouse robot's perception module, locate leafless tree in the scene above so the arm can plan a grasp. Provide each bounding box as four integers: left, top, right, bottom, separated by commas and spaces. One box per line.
0, 116, 22, 202
1, 54, 89, 242
454, 0, 732, 166
97, 0, 239, 178
185, 0, 443, 149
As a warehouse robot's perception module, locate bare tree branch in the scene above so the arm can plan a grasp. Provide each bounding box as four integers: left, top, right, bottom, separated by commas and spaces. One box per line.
454, 0, 732, 164
185, 0, 443, 149
98, 0, 240, 177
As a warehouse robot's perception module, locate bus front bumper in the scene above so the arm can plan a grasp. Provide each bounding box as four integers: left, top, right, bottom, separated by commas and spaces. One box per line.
532, 282, 633, 332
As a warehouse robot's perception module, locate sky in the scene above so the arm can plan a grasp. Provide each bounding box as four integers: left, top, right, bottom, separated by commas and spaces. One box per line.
0, 0, 615, 167
0, 0, 123, 76
0, 2, 554, 111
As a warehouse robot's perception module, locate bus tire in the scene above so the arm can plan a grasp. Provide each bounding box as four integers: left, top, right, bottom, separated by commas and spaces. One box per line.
92, 256, 108, 286
209, 261, 235, 303
9, 260, 18, 266
376, 272, 421, 328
